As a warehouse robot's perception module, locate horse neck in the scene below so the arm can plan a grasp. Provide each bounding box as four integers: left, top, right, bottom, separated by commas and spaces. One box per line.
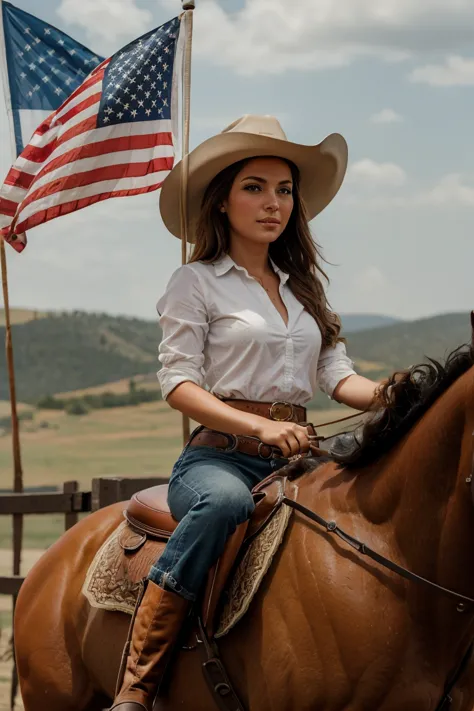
360, 366, 474, 595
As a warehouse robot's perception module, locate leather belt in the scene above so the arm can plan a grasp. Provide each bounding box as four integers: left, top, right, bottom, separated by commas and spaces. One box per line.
189, 429, 279, 459
187, 399, 312, 459
220, 398, 306, 423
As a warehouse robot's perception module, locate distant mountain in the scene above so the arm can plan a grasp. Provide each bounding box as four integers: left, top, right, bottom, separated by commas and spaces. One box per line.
346, 312, 472, 372
340, 313, 402, 333
0, 309, 471, 404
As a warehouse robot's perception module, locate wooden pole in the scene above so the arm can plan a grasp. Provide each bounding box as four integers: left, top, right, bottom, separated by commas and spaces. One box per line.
0, 3, 25, 705
179, 1, 195, 446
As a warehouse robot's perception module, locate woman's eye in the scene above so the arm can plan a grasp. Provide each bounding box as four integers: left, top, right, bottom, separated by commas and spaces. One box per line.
243, 184, 261, 192
279, 187, 292, 195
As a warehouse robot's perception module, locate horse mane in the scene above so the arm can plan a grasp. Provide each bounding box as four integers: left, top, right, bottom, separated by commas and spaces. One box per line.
330, 342, 474, 469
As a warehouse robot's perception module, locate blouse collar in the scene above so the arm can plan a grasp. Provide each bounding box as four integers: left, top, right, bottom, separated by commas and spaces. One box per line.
212, 253, 290, 285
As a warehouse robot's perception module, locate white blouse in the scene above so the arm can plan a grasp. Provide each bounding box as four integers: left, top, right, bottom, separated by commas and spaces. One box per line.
156, 254, 356, 405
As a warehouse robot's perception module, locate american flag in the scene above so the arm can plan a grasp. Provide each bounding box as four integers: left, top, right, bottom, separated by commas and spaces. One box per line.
0, 14, 183, 253
1, 1, 104, 155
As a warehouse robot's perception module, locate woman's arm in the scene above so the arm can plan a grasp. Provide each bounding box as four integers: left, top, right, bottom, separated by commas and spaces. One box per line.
167, 381, 267, 437
332, 374, 380, 411
317, 339, 380, 411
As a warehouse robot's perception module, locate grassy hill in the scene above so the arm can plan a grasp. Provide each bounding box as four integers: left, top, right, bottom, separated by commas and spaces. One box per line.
347, 312, 472, 373
0, 311, 161, 402
0, 309, 471, 404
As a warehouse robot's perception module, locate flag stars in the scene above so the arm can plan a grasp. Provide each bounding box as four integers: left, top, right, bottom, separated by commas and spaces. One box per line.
29, 62, 36, 71
58, 39, 65, 46
145, 108, 151, 116
44, 28, 51, 34
38, 56, 45, 64
24, 44, 31, 52
54, 87, 63, 95
130, 109, 137, 117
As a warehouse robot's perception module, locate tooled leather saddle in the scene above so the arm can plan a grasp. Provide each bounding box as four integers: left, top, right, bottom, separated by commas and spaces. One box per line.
118, 471, 289, 637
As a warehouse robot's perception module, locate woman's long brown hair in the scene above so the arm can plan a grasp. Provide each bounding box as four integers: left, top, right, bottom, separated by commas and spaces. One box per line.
189, 156, 344, 348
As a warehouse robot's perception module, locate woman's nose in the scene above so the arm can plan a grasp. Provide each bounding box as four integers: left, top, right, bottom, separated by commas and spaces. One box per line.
264, 193, 279, 211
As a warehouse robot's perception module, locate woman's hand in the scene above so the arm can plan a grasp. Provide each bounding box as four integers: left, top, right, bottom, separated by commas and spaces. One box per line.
254, 420, 311, 458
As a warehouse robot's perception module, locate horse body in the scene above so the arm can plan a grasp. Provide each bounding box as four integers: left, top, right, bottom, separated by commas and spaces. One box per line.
14, 350, 474, 710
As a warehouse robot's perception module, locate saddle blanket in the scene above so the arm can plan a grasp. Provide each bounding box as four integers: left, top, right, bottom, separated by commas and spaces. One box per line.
82, 502, 292, 638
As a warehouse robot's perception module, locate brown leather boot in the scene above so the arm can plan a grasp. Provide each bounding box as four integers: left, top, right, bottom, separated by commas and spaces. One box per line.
110, 579, 190, 711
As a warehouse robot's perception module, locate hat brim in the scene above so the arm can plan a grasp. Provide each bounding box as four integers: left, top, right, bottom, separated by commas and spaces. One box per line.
159, 131, 348, 241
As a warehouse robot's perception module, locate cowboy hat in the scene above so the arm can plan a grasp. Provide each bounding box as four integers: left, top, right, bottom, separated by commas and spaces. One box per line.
159, 114, 348, 240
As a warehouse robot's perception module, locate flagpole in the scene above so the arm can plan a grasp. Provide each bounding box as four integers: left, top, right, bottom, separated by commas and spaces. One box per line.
0, 2, 25, 706
180, 0, 195, 446
0, 0, 24, 569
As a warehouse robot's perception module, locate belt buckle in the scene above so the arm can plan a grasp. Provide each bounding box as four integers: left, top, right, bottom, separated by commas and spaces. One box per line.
270, 401, 294, 422
222, 433, 238, 453
257, 441, 273, 460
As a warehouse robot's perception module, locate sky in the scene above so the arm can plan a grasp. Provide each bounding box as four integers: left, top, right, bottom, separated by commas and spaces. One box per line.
1, 0, 474, 322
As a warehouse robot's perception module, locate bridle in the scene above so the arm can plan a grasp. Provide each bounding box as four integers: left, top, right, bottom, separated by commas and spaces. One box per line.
199, 430, 474, 711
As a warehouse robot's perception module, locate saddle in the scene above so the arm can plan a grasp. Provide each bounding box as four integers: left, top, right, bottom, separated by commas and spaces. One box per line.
119, 472, 289, 637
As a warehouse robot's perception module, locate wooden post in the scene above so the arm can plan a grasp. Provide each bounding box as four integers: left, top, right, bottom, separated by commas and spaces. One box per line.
179, 0, 195, 447
63, 480, 79, 530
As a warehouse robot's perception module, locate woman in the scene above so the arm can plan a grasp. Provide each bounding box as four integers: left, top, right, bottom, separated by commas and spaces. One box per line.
111, 115, 381, 711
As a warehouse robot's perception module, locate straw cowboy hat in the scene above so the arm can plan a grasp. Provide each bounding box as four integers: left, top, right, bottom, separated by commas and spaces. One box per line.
159, 114, 348, 240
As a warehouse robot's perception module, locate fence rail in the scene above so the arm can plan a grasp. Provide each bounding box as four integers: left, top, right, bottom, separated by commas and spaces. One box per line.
0, 476, 166, 597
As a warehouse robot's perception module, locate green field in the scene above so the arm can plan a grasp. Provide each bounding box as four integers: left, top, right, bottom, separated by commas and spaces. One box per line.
0, 401, 359, 550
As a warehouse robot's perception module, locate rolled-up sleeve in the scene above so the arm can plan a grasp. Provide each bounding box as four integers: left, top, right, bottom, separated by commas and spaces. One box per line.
317, 340, 357, 399
156, 265, 209, 400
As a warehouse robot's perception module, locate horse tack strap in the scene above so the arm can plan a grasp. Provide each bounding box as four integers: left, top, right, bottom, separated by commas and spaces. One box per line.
280, 496, 474, 609
197, 616, 245, 711
435, 642, 474, 711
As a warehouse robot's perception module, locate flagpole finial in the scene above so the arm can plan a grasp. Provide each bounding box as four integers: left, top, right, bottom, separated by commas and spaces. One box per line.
182, 1, 195, 8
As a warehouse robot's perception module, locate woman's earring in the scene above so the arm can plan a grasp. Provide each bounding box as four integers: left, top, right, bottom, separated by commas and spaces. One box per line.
220, 206, 226, 213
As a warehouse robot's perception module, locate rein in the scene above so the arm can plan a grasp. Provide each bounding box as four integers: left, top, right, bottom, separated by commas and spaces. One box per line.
280, 496, 474, 609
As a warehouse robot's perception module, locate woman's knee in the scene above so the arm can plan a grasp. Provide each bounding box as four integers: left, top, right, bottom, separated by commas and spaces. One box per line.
202, 483, 255, 524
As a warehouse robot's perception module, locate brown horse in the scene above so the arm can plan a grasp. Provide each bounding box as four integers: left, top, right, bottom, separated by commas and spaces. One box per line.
14, 321, 474, 711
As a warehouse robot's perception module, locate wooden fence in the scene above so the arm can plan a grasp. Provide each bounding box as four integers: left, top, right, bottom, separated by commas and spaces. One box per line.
0, 476, 166, 596
0, 475, 167, 709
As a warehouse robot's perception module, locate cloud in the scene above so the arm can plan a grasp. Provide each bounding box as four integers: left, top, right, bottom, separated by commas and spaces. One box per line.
353, 267, 388, 294
416, 173, 474, 205
347, 159, 407, 187
410, 55, 474, 86
345, 173, 474, 208
188, 0, 474, 75
57, 0, 152, 55
370, 108, 404, 124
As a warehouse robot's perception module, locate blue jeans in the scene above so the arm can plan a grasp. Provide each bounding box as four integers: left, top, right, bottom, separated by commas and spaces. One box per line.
148, 438, 289, 601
